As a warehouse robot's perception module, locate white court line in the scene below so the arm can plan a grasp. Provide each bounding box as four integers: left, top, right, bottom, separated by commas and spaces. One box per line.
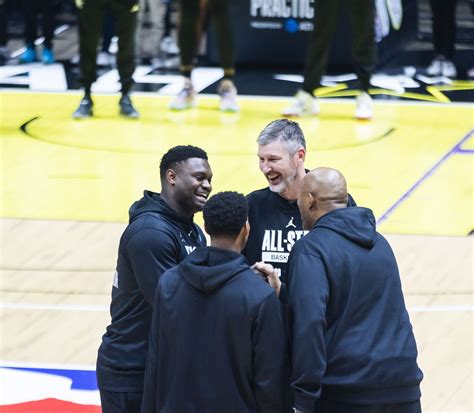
0, 360, 96, 370
0, 303, 472, 313
0, 303, 109, 312
1, 87, 474, 108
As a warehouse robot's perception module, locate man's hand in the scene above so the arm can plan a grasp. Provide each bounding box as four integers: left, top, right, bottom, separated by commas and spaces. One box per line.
251, 262, 281, 297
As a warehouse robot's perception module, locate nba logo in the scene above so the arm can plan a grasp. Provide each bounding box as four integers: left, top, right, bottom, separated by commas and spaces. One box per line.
0, 364, 101, 412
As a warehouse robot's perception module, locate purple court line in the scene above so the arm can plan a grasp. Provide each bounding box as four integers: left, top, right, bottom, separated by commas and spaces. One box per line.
455, 148, 474, 154
377, 128, 474, 225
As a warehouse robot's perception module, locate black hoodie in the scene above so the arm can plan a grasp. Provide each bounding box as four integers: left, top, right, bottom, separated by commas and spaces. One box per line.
287, 207, 423, 411
97, 190, 206, 392
141, 247, 288, 413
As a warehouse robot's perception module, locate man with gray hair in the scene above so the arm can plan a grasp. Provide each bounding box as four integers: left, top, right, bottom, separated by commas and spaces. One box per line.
243, 119, 355, 290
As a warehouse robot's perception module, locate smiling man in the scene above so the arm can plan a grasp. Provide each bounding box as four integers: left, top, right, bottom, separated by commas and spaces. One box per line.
96, 145, 212, 413
243, 119, 308, 287
244, 119, 355, 289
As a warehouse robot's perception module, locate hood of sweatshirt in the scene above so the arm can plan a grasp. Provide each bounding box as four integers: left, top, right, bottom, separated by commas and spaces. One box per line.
129, 190, 195, 232
314, 207, 376, 249
179, 247, 249, 294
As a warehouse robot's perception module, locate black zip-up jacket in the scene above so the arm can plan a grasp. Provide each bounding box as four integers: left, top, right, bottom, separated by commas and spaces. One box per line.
96, 190, 206, 392
288, 207, 423, 411
141, 247, 288, 413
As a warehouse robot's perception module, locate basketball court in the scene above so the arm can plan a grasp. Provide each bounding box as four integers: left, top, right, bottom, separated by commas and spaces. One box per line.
1, 79, 473, 412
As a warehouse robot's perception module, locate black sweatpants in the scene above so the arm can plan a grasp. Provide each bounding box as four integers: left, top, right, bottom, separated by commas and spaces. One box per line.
429, 0, 457, 59
313, 399, 422, 413
179, 0, 234, 71
303, 0, 376, 94
0, 0, 7, 47
99, 389, 142, 413
77, 0, 138, 94
22, 0, 57, 49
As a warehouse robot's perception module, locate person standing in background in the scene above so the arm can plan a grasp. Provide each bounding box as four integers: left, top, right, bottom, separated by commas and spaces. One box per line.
282, 0, 377, 120
169, 0, 239, 112
73, 0, 140, 119
19, 0, 57, 64
426, 0, 458, 78
0, 0, 11, 65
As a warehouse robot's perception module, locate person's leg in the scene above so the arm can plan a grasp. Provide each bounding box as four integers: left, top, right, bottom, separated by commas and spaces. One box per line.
40, 0, 56, 50
349, 0, 376, 92
438, 0, 457, 60
314, 399, 422, 413
208, 0, 238, 111
386, 400, 422, 413
302, 0, 341, 94
77, 0, 105, 96
282, 0, 340, 116
101, 10, 114, 52
209, 0, 234, 77
73, 0, 104, 118
349, 0, 375, 119
178, 0, 200, 76
430, 0, 457, 77
0, 0, 8, 48
22, 0, 38, 48
429, 0, 444, 57
169, 0, 200, 110
99, 390, 142, 413
111, 0, 138, 96
111, 0, 139, 117
147, 0, 165, 56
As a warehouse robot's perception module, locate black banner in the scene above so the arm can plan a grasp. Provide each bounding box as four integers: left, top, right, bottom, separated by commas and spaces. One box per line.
207, 0, 417, 68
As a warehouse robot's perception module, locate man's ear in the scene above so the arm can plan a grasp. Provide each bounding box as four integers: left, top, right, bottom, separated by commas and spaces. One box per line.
166, 168, 177, 186
296, 147, 306, 163
237, 220, 250, 251
244, 220, 250, 237
308, 193, 317, 211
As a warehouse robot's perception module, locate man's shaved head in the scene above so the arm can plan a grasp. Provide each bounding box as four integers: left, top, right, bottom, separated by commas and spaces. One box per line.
298, 167, 348, 230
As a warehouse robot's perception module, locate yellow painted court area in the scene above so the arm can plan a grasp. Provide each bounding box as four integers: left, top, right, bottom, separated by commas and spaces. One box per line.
1, 90, 473, 412
1, 91, 473, 235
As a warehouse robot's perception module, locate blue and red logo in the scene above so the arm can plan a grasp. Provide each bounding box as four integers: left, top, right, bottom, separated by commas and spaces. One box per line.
0, 365, 100, 412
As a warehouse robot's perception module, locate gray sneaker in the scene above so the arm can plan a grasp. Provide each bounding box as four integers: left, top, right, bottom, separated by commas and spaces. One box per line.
119, 94, 139, 118
73, 97, 93, 119
169, 79, 196, 110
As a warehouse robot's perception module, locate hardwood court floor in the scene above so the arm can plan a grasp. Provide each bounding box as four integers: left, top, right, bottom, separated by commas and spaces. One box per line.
1, 90, 473, 412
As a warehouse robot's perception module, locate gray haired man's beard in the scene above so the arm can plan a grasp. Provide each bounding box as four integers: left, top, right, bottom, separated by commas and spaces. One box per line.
268, 174, 296, 194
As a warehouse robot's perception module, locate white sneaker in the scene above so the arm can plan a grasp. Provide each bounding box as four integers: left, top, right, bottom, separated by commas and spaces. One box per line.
427, 57, 442, 76
160, 36, 179, 55
217, 79, 239, 112
169, 78, 196, 110
70, 53, 80, 65
441, 60, 457, 78
355, 92, 373, 120
282, 90, 319, 117
97, 51, 115, 66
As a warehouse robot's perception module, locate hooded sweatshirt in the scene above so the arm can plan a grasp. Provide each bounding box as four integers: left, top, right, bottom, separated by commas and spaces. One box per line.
141, 247, 288, 413
287, 207, 423, 411
97, 190, 206, 392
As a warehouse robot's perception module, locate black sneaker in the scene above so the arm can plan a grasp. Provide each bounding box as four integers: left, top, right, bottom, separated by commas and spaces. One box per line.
73, 96, 93, 119
119, 94, 139, 118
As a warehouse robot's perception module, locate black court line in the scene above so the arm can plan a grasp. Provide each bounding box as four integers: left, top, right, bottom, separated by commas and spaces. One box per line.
19, 116, 394, 153
377, 128, 474, 225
